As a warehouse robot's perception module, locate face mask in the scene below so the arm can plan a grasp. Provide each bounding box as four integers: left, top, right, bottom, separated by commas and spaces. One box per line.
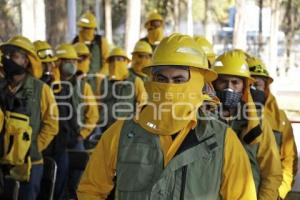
131, 54, 150, 77
79, 29, 95, 42
61, 62, 76, 80
148, 27, 164, 45
77, 59, 90, 74
2, 55, 26, 80
136, 69, 204, 135
40, 71, 54, 85
250, 87, 266, 106
109, 61, 129, 80
216, 88, 242, 109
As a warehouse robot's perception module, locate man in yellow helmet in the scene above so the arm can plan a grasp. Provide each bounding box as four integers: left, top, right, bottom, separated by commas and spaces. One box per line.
194, 36, 220, 114
54, 43, 99, 199
0, 35, 59, 199
212, 50, 282, 200
73, 11, 110, 93
247, 56, 298, 200
129, 41, 152, 81
140, 11, 164, 51
73, 42, 91, 76
97, 47, 147, 132
77, 33, 257, 200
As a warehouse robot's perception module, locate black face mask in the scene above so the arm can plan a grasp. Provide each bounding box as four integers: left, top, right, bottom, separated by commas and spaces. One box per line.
216, 89, 242, 109
250, 87, 266, 106
40, 72, 54, 85
2, 55, 26, 79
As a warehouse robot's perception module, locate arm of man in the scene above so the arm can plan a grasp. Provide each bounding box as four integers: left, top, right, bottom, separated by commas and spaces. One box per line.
79, 82, 99, 139
220, 127, 257, 200
257, 120, 282, 200
38, 84, 59, 151
278, 110, 298, 199
77, 120, 124, 200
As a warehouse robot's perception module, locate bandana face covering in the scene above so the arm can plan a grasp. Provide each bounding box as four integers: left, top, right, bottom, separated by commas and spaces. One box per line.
79, 28, 95, 42
131, 54, 150, 77
136, 68, 205, 135
109, 61, 129, 81
216, 88, 242, 109
148, 27, 164, 45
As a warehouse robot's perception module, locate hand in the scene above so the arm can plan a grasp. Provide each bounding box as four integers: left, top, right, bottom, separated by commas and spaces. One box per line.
77, 135, 84, 141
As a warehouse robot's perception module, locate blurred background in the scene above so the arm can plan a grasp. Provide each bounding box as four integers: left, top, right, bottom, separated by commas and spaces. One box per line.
0, 0, 299, 190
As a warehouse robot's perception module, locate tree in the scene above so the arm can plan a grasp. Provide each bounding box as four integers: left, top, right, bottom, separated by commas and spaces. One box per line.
125, 0, 141, 53
45, 0, 67, 47
233, 0, 247, 49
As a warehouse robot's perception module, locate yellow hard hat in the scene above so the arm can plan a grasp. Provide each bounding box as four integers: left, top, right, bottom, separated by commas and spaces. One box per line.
0, 35, 43, 78
73, 42, 90, 56
232, 49, 252, 59
77, 11, 97, 29
144, 33, 217, 82
33, 40, 57, 63
132, 41, 152, 55
194, 36, 215, 65
145, 11, 163, 27
247, 56, 273, 83
212, 50, 253, 81
55, 43, 78, 60
107, 47, 130, 61
0, 35, 39, 60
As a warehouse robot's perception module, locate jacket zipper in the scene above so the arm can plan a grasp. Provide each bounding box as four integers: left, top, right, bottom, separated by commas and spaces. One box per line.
180, 165, 187, 200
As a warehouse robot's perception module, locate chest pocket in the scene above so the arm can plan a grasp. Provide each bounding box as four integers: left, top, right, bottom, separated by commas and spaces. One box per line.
116, 121, 162, 192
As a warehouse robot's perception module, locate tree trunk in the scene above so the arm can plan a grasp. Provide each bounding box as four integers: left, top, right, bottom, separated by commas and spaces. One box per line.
173, 0, 180, 32
187, 0, 193, 36
45, 0, 67, 47
258, 0, 263, 55
104, 0, 113, 44
268, 0, 280, 77
285, 0, 293, 76
67, 0, 76, 42
233, 0, 247, 49
125, 0, 141, 53
21, 0, 46, 41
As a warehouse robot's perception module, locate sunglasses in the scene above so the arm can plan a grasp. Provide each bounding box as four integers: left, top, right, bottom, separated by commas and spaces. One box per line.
108, 56, 127, 63
37, 49, 54, 59
78, 55, 90, 62
149, 20, 162, 28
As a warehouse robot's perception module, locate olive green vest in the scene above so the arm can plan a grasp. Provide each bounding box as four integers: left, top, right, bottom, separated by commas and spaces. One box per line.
0, 75, 43, 162
116, 114, 227, 200
99, 73, 137, 129
70, 78, 85, 131
231, 119, 261, 192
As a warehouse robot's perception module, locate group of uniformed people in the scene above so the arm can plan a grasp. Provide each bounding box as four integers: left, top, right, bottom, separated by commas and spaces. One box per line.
0, 9, 298, 200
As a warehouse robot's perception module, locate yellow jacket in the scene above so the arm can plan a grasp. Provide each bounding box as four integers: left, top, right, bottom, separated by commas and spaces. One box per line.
277, 110, 298, 199
264, 93, 298, 199
98, 37, 110, 76
257, 119, 282, 200
36, 83, 59, 163
79, 82, 99, 139
0, 107, 4, 132
77, 120, 257, 200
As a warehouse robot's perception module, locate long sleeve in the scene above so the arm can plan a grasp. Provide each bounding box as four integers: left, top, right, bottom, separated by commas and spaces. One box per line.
278, 110, 298, 199
220, 128, 257, 200
257, 120, 282, 200
38, 84, 59, 151
79, 82, 99, 139
134, 76, 147, 108
77, 120, 124, 200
